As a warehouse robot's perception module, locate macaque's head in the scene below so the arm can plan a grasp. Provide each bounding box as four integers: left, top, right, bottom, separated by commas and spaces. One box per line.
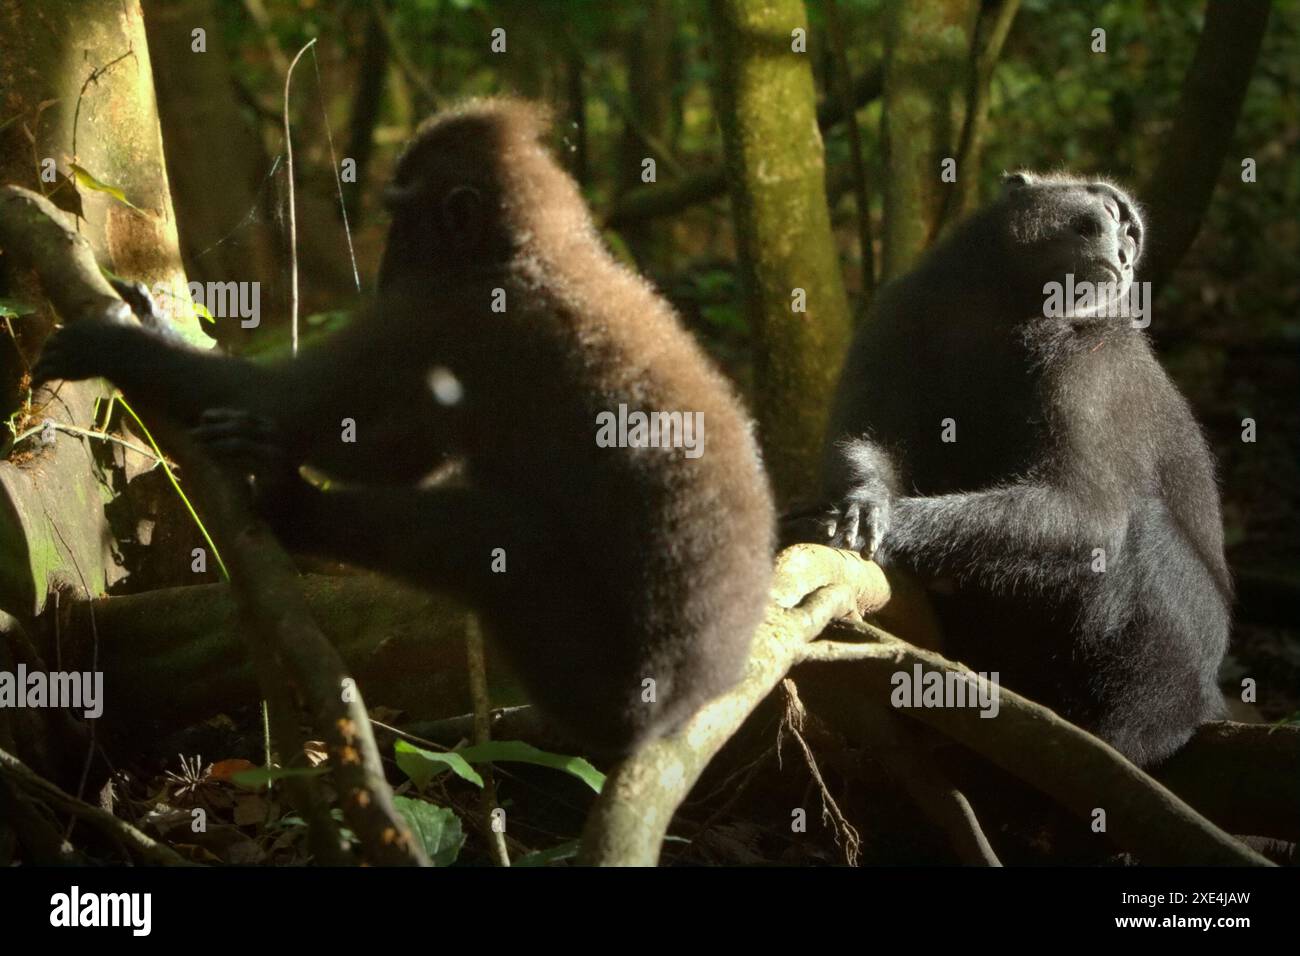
378, 98, 558, 288
985, 171, 1145, 317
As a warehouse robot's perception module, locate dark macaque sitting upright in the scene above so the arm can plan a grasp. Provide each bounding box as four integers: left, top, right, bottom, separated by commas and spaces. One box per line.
813, 172, 1230, 767
34, 98, 775, 756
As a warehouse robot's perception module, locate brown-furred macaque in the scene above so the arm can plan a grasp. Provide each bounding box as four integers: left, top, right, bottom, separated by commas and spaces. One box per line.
34, 98, 776, 756
807, 172, 1230, 767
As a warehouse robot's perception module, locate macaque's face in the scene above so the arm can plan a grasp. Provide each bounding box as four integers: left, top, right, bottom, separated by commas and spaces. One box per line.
996, 173, 1144, 316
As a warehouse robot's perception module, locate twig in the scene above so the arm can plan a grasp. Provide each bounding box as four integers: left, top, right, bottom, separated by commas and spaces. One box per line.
71, 47, 136, 165
12, 420, 166, 465
283, 39, 317, 355
779, 679, 860, 864
466, 614, 510, 866
0, 746, 193, 865
311, 46, 361, 293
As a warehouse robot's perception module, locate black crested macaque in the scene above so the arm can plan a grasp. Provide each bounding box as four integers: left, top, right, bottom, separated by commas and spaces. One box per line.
814, 171, 1230, 767
34, 98, 775, 756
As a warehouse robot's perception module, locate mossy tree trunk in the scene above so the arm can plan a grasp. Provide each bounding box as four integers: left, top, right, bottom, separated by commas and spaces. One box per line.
0, 0, 201, 617
709, 0, 853, 504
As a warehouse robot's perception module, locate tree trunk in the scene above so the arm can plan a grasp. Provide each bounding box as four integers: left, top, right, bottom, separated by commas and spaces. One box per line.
616, 0, 675, 263
1139, 0, 1271, 293
709, 0, 853, 503
0, 0, 200, 616
880, 0, 978, 279
939, 0, 1021, 231
143, 0, 279, 347
343, 4, 390, 225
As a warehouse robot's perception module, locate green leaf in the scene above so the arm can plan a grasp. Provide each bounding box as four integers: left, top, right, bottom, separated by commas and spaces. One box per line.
394, 739, 484, 789
394, 796, 464, 866
69, 163, 140, 211
514, 840, 581, 867
457, 740, 605, 794
0, 297, 38, 318
230, 765, 328, 789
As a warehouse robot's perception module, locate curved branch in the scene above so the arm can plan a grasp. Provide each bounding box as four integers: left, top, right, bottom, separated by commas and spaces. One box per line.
578, 545, 890, 866
582, 541, 1275, 866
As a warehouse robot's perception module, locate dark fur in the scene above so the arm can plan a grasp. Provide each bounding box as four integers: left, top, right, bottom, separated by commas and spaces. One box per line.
35, 98, 775, 756
816, 171, 1230, 766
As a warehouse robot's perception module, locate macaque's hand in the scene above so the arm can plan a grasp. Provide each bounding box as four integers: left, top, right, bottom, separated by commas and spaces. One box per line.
191, 409, 314, 531
32, 321, 122, 386
826, 481, 893, 558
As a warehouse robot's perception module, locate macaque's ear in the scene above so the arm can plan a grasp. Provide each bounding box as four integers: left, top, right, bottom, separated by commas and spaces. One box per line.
383, 181, 425, 209
442, 186, 484, 250
1001, 171, 1032, 193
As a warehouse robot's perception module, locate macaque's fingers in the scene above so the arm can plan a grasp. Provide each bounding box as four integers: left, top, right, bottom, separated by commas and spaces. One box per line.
830, 502, 865, 553
865, 503, 889, 558
193, 408, 280, 443
193, 409, 290, 477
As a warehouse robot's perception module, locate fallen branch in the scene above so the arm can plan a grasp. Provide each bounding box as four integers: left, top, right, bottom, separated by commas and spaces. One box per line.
61, 575, 482, 730
797, 621, 1271, 866
0, 746, 191, 865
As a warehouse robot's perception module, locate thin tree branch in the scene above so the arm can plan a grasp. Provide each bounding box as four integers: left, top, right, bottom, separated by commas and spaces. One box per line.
825, 0, 876, 297
938, 0, 1021, 233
